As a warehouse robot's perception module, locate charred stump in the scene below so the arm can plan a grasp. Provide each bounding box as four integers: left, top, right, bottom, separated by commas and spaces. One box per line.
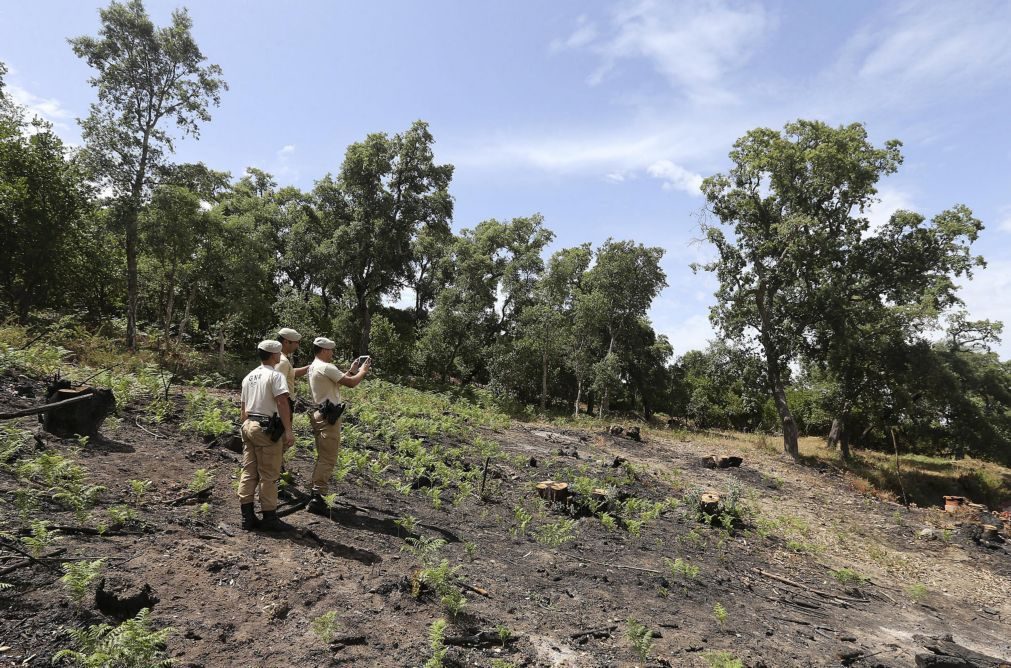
42, 381, 115, 438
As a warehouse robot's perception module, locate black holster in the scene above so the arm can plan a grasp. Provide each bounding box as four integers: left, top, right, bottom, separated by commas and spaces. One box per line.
319, 399, 346, 425
265, 413, 285, 441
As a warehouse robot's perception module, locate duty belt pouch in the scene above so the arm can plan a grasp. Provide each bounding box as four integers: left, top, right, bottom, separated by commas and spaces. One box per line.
265, 414, 285, 442
319, 399, 346, 425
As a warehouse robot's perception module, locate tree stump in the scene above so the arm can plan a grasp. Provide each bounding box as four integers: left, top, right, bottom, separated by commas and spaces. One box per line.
701, 456, 718, 469
626, 426, 641, 442
41, 382, 115, 438
608, 425, 624, 436
536, 481, 570, 503
717, 456, 743, 469
700, 493, 720, 516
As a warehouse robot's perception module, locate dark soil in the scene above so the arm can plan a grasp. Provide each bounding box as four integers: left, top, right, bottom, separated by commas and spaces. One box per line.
1, 373, 1009, 667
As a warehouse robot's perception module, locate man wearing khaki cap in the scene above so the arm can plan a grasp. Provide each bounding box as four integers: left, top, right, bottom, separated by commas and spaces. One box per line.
275, 327, 310, 407
238, 340, 295, 531
306, 337, 371, 514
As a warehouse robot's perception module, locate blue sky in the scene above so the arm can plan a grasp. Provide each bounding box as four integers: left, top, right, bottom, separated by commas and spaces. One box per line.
3, 1, 1011, 357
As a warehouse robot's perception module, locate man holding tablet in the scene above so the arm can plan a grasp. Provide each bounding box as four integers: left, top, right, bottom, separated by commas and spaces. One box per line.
305, 337, 371, 514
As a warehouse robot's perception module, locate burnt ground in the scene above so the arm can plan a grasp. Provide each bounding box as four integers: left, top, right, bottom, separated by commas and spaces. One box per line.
1, 372, 1010, 668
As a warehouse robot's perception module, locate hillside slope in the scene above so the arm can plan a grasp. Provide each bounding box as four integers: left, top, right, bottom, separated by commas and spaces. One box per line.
1, 373, 1009, 668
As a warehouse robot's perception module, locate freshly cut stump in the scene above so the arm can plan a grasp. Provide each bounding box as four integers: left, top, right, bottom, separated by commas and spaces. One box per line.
536, 481, 570, 503
700, 493, 721, 516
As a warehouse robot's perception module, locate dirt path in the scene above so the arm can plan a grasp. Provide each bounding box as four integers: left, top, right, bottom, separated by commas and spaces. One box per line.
1, 375, 1009, 667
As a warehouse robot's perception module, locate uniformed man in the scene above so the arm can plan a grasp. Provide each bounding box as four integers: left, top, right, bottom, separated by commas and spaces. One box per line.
275, 327, 310, 415
305, 337, 371, 514
238, 340, 296, 531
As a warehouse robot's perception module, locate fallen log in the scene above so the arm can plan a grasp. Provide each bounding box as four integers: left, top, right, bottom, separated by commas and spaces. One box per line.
0, 393, 95, 420
444, 630, 518, 648
913, 633, 1010, 667
167, 486, 214, 506
753, 568, 870, 604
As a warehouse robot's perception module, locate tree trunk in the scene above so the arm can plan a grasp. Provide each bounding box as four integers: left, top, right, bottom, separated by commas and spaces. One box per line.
540, 349, 548, 413
217, 327, 226, 372
125, 209, 139, 351
599, 333, 616, 419
573, 378, 582, 418
162, 264, 176, 353
175, 283, 197, 349
755, 284, 799, 459
125, 130, 151, 352
839, 420, 851, 461
586, 390, 595, 417
827, 418, 842, 449
771, 376, 800, 459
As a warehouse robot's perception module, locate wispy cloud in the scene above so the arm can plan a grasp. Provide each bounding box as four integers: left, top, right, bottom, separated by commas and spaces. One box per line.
557, 0, 772, 103
6, 82, 74, 132
829, 0, 1011, 109
550, 15, 598, 52
997, 206, 1011, 233
274, 144, 299, 183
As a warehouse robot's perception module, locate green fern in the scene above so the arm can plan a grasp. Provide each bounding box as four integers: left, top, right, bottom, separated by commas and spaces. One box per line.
51, 608, 175, 667
60, 559, 105, 603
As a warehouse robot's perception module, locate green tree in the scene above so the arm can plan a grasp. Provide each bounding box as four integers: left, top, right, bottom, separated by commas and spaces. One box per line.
139, 185, 205, 350
0, 64, 97, 320
313, 121, 453, 356
70, 0, 226, 349
584, 239, 667, 417
698, 120, 902, 458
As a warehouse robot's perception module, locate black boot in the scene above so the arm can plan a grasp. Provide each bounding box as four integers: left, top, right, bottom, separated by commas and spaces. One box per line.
307, 491, 328, 515
258, 509, 293, 532
240, 503, 259, 531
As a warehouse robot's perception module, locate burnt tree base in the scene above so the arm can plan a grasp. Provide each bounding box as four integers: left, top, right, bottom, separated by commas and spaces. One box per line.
41, 382, 116, 438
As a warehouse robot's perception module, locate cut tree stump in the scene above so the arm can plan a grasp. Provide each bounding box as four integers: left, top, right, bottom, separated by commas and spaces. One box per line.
700, 493, 720, 515
39, 382, 115, 438
536, 481, 570, 503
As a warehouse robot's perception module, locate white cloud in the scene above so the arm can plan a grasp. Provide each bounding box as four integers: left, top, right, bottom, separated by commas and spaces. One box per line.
957, 259, 1011, 360
604, 171, 626, 183
864, 185, 916, 233
646, 159, 703, 195
558, 0, 771, 103
654, 312, 717, 355
273, 144, 299, 183
830, 1, 1011, 108
6, 82, 74, 131
997, 206, 1011, 233
550, 15, 598, 52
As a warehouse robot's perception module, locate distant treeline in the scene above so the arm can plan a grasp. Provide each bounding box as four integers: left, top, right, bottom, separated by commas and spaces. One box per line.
2, 1, 1009, 465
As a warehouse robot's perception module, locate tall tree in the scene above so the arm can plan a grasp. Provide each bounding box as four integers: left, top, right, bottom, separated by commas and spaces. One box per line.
70, 0, 226, 349
584, 239, 667, 417
698, 120, 902, 458
138, 184, 205, 350
314, 121, 453, 355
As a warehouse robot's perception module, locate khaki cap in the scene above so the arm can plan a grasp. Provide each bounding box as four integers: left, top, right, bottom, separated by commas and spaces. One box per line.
313, 337, 336, 350
257, 340, 282, 353
278, 327, 302, 342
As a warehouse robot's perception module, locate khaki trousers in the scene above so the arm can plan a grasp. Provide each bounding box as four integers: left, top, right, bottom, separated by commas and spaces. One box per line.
309, 410, 341, 494
238, 420, 282, 512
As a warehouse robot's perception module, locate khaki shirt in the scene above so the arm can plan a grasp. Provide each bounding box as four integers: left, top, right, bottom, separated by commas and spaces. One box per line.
307, 358, 344, 405
241, 364, 289, 417
276, 353, 295, 396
